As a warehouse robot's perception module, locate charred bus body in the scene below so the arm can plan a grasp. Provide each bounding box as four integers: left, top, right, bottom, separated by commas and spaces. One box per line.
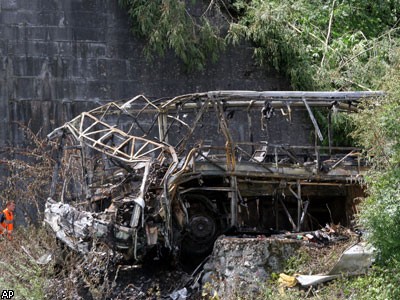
44, 91, 382, 261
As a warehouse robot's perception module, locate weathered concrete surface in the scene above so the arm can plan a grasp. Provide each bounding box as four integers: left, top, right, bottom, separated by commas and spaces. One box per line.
0, 0, 290, 149
202, 236, 301, 298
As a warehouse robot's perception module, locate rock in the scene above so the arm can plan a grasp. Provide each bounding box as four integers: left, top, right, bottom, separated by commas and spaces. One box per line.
202, 236, 301, 299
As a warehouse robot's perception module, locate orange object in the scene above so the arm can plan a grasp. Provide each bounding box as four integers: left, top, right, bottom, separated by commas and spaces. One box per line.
0, 208, 14, 240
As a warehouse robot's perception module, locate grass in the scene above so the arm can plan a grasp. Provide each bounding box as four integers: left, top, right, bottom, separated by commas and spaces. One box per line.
0, 226, 56, 299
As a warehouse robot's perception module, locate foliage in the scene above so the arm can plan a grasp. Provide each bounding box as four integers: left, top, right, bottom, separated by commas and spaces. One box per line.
118, 1, 400, 90
351, 53, 400, 263
118, 0, 226, 71
227, 0, 400, 90
343, 263, 400, 300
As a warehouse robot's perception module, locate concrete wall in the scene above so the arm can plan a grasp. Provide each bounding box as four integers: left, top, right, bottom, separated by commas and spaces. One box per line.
0, 0, 290, 148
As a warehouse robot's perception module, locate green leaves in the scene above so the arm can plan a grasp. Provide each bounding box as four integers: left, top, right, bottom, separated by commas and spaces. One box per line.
118, 1, 400, 89
228, 0, 400, 90
118, 0, 225, 71
351, 51, 400, 263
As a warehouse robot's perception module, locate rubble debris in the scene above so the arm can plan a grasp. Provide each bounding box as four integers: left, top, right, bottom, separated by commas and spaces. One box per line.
296, 242, 375, 286
200, 236, 302, 298
36, 252, 53, 265
282, 223, 354, 245
327, 242, 375, 275
170, 288, 188, 300
43, 90, 382, 264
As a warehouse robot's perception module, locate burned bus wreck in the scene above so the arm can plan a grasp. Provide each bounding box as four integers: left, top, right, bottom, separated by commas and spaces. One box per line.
44, 90, 382, 262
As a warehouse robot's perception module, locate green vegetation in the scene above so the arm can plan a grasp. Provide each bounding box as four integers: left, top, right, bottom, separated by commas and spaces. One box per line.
228, 0, 400, 90
119, 0, 400, 90
352, 56, 400, 263
118, 0, 226, 71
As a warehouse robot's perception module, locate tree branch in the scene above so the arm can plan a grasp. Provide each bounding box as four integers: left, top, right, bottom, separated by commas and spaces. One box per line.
321, 0, 336, 67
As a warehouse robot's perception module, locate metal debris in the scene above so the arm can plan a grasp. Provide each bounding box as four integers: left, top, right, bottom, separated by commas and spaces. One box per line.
296, 242, 375, 286
36, 252, 53, 265
43, 90, 382, 262
170, 288, 188, 300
